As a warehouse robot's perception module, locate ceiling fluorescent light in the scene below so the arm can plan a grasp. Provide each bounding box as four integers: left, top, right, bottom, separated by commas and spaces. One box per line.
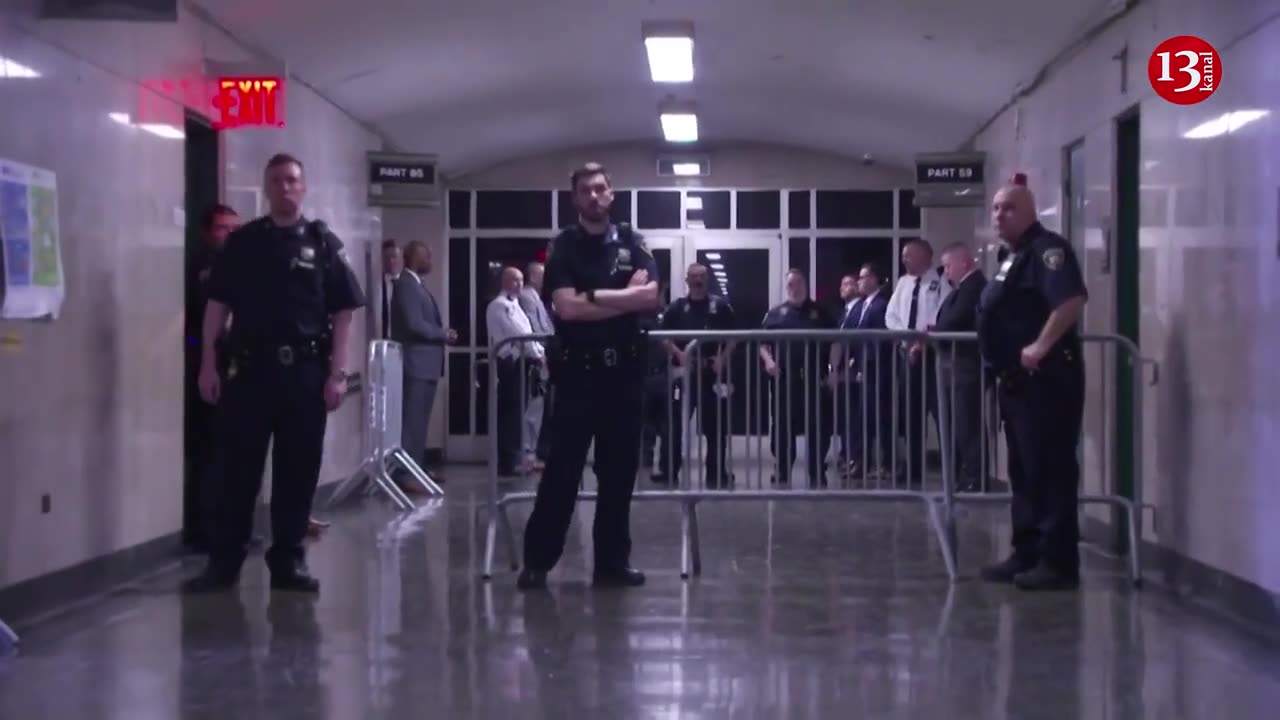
709, 262, 724, 270
673, 162, 702, 176
704, 252, 721, 260
1183, 110, 1269, 139
645, 36, 693, 82
0, 56, 40, 78
138, 123, 185, 139
660, 113, 698, 143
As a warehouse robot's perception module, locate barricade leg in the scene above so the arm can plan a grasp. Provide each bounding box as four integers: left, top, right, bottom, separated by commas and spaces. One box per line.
325, 460, 375, 509
924, 497, 958, 582
680, 500, 703, 579
497, 502, 520, 572
389, 448, 444, 496
373, 459, 416, 511
0, 618, 17, 654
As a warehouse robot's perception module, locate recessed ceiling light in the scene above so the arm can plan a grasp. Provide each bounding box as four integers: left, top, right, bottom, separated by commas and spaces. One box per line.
660, 113, 698, 143
645, 36, 693, 83
1183, 110, 1269, 139
672, 162, 701, 176
0, 56, 39, 78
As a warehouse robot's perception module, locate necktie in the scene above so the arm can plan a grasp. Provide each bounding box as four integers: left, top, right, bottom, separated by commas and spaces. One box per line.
907, 276, 921, 330
858, 298, 871, 326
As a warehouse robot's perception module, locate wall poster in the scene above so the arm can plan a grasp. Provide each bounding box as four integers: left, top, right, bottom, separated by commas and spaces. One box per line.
0, 158, 64, 319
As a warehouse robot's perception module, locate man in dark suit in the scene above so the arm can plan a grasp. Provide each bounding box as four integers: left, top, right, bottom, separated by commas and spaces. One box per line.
390, 241, 455, 485
933, 242, 989, 492
831, 263, 893, 478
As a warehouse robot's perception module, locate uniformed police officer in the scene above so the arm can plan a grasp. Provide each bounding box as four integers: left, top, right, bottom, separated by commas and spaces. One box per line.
184, 203, 239, 552
518, 162, 660, 591
657, 263, 738, 488
183, 152, 366, 594
759, 269, 837, 487
977, 177, 1088, 591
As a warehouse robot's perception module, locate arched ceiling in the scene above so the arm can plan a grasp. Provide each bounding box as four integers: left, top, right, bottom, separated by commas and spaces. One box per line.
195, 0, 1116, 175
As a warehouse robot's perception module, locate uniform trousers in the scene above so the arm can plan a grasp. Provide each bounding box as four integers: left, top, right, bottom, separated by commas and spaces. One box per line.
523, 354, 643, 573
770, 373, 832, 486
663, 368, 731, 487
998, 355, 1085, 572
206, 356, 328, 576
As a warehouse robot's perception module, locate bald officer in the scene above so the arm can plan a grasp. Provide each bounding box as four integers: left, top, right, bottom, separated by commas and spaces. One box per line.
977, 176, 1088, 591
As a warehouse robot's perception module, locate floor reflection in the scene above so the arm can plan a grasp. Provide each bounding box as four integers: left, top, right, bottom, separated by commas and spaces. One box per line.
1, 466, 1278, 719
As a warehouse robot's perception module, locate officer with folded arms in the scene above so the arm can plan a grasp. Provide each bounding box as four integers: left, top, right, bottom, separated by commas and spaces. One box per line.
183, 152, 365, 595
518, 162, 660, 591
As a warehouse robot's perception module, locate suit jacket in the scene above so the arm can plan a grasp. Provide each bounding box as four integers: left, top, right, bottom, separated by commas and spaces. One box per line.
841, 290, 892, 380
932, 269, 987, 378
390, 270, 446, 380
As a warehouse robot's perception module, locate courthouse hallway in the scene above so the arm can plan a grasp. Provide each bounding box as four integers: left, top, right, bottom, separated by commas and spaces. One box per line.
3, 468, 1280, 719
5, 0, 1280, 716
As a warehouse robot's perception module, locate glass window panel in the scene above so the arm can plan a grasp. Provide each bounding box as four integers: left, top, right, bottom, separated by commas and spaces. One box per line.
448, 236, 472, 346
897, 189, 921, 229
788, 190, 811, 229
815, 237, 896, 306
686, 190, 730, 229
637, 190, 682, 229
736, 190, 782, 229
694, 247, 773, 435
815, 190, 895, 229
475, 190, 553, 229
447, 352, 471, 435
448, 190, 471, 229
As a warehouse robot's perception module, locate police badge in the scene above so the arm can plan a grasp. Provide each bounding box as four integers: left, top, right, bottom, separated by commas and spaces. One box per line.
616, 247, 633, 272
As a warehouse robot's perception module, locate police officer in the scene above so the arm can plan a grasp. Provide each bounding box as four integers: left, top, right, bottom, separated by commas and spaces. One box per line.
183, 152, 366, 594
184, 203, 239, 552
759, 269, 837, 487
977, 176, 1088, 591
518, 162, 659, 591
657, 263, 738, 488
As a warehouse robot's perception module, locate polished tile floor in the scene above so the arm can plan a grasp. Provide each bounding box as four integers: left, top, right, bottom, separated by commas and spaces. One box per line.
2, 465, 1278, 719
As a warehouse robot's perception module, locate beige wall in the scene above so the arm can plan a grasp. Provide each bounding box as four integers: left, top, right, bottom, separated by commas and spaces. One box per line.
0, 6, 381, 587
970, 0, 1280, 592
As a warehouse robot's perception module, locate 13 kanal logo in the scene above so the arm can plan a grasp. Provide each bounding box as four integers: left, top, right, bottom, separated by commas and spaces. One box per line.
1148, 35, 1221, 105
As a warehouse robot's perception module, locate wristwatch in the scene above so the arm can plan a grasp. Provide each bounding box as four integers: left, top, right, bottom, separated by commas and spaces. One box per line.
586, 289, 597, 304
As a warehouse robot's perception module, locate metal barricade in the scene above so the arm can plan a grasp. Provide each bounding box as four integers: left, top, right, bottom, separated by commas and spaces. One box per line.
328, 340, 443, 510
480, 329, 1152, 585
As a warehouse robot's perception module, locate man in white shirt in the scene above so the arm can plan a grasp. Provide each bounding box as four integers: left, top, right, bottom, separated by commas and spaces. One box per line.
487, 266, 545, 475
380, 239, 403, 339
518, 261, 554, 467
884, 238, 951, 482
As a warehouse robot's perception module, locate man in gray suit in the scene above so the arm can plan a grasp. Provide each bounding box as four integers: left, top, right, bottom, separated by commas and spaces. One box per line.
519, 261, 554, 466
390, 240, 455, 483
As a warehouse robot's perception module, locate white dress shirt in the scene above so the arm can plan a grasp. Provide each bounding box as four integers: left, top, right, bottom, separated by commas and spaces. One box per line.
487, 293, 544, 360
884, 266, 951, 332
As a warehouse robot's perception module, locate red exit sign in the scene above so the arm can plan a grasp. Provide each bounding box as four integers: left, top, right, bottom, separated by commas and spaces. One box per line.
213, 76, 285, 129
136, 75, 286, 129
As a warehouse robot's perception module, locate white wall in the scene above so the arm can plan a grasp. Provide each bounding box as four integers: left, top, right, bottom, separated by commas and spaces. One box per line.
0, 5, 381, 587
970, 0, 1280, 593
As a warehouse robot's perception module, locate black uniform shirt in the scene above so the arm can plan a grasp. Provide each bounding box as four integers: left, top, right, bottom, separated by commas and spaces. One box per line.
977, 221, 1088, 371
206, 216, 366, 348
661, 294, 737, 362
185, 245, 218, 352
762, 299, 836, 377
542, 223, 658, 346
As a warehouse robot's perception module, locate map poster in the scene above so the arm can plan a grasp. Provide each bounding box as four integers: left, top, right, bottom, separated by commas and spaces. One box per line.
0, 158, 64, 319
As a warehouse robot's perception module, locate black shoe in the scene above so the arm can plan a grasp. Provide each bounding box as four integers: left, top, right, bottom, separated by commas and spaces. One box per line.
1013, 563, 1080, 591
270, 569, 321, 593
592, 567, 646, 588
980, 554, 1037, 584
517, 568, 548, 591
180, 569, 238, 594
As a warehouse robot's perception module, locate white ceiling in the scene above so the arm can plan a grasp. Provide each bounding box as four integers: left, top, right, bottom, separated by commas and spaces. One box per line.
195, 0, 1114, 175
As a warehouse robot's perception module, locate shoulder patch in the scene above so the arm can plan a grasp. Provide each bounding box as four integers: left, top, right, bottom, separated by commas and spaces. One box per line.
1042, 247, 1065, 271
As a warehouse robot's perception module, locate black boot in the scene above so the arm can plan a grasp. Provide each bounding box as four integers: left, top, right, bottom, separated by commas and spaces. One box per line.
979, 554, 1037, 583
1013, 563, 1080, 591
592, 567, 646, 588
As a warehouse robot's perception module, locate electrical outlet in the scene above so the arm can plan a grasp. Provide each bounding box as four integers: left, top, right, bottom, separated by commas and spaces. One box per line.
40, 494, 51, 514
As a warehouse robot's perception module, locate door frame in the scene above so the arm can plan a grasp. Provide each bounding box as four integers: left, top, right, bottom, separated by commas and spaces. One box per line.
682, 232, 784, 304
1112, 106, 1141, 550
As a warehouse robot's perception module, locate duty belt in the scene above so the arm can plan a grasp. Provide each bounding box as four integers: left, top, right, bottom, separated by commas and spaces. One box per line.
557, 343, 642, 371
236, 339, 326, 367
